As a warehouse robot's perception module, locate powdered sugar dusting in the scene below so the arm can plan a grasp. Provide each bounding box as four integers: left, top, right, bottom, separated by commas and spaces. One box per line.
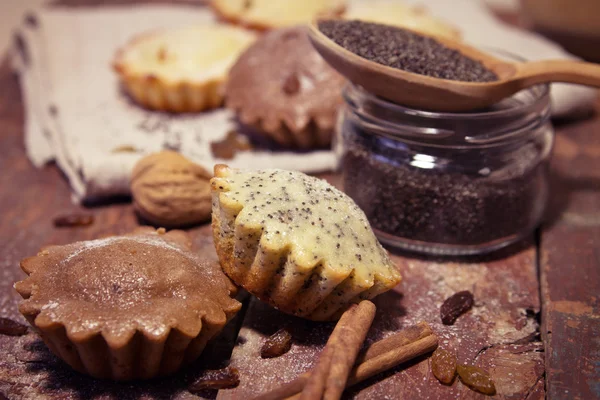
222, 245, 541, 399
61, 235, 186, 264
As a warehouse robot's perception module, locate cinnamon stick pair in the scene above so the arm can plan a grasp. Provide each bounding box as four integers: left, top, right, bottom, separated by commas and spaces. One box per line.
253, 309, 438, 400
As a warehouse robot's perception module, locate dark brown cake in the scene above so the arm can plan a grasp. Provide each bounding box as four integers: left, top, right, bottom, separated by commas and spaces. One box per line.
225, 26, 346, 149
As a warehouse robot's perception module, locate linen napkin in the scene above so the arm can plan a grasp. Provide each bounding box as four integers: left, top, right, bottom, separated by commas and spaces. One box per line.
12, 2, 597, 202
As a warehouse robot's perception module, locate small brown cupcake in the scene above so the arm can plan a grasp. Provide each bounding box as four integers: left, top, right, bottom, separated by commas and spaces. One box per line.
14, 227, 240, 381
225, 26, 346, 149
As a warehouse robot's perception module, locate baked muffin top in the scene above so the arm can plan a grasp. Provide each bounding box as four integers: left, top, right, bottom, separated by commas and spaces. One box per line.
211, 166, 400, 287
114, 24, 255, 85
15, 227, 240, 347
212, 0, 346, 30
225, 26, 346, 136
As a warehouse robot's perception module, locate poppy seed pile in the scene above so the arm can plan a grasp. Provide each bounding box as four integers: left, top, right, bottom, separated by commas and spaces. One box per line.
318, 19, 499, 83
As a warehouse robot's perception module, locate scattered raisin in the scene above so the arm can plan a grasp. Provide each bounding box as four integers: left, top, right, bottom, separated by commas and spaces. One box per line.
0, 317, 28, 336
261, 328, 292, 358
188, 367, 240, 392
431, 347, 457, 384
457, 364, 496, 395
440, 290, 474, 325
53, 213, 94, 228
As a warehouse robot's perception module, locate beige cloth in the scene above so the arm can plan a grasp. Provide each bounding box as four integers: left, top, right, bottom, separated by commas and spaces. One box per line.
13, 5, 337, 202
13, 2, 597, 202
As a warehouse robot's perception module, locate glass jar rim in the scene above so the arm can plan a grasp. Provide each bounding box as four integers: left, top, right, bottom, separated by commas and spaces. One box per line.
344, 82, 550, 121
343, 48, 550, 122
341, 48, 552, 147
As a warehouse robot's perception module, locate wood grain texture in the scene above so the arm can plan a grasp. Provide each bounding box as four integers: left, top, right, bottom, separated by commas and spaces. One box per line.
0, 1, 598, 399
220, 177, 544, 400
541, 113, 600, 400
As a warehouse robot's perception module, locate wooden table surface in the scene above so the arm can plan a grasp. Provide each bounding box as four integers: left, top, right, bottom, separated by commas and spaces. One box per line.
0, 2, 599, 399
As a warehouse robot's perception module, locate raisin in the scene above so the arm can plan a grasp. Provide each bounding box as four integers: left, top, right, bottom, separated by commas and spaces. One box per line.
457, 364, 496, 395
431, 347, 457, 384
0, 317, 28, 336
440, 290, 474, 325
53, 213, 94, 228
188, 367, 240, 392
261, 328, 292, 358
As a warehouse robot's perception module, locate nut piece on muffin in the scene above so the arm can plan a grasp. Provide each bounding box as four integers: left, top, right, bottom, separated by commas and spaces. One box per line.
210, 165, 401, 321
211, 0, 346, 30
225, 26, 346, 149
114, 24, 255, 112
14, 227, 240, 381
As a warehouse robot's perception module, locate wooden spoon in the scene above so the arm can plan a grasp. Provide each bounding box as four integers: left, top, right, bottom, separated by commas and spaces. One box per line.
308, 20, 600, 112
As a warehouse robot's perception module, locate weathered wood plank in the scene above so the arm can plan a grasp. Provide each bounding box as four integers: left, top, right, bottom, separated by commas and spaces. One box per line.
541, 115, 600, 400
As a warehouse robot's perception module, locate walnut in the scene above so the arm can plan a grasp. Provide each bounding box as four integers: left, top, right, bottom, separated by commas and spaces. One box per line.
131, 151, 212, 227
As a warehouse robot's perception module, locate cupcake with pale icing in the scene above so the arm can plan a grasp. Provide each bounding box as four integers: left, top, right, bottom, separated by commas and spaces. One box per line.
210, 165, 401, 321
114, 24, 255, 112
211, 0, 346, 30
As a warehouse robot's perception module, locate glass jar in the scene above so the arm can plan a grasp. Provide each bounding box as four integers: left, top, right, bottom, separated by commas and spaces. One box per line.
337, 82, 553, 255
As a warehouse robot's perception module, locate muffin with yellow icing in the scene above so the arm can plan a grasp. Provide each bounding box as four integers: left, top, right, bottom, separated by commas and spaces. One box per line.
211, 0, 346, 30
113, 24, 255, 112
210, 165, 401, 321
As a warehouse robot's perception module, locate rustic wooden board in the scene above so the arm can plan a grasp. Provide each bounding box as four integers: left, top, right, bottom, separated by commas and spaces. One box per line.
0, 49, 545, 399
540, 116, 600, 400
0, 1, 598, 398
219, 208, 544, 400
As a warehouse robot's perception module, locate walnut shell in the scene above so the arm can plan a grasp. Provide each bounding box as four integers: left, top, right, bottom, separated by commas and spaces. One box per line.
131, 151, 212, 227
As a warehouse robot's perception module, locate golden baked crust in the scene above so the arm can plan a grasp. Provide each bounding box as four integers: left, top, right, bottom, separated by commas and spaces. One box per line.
344, 2, 461, 40
210, 165, 401, 321
14, 227, 240, 381
225, 26, 345, 149
113, 24, 255, 112
211, 0, 346, 30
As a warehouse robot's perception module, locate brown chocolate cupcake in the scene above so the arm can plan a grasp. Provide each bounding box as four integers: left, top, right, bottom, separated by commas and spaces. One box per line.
14, 227, 240, 381
225, 26, 346, 149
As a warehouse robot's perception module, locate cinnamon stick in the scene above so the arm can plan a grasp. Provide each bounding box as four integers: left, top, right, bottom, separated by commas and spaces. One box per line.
323, 301, 377, 400
252, 321, 437, 400
299, 300, 376, 400
356, 321, 433, 364
347, 334, 439, 385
